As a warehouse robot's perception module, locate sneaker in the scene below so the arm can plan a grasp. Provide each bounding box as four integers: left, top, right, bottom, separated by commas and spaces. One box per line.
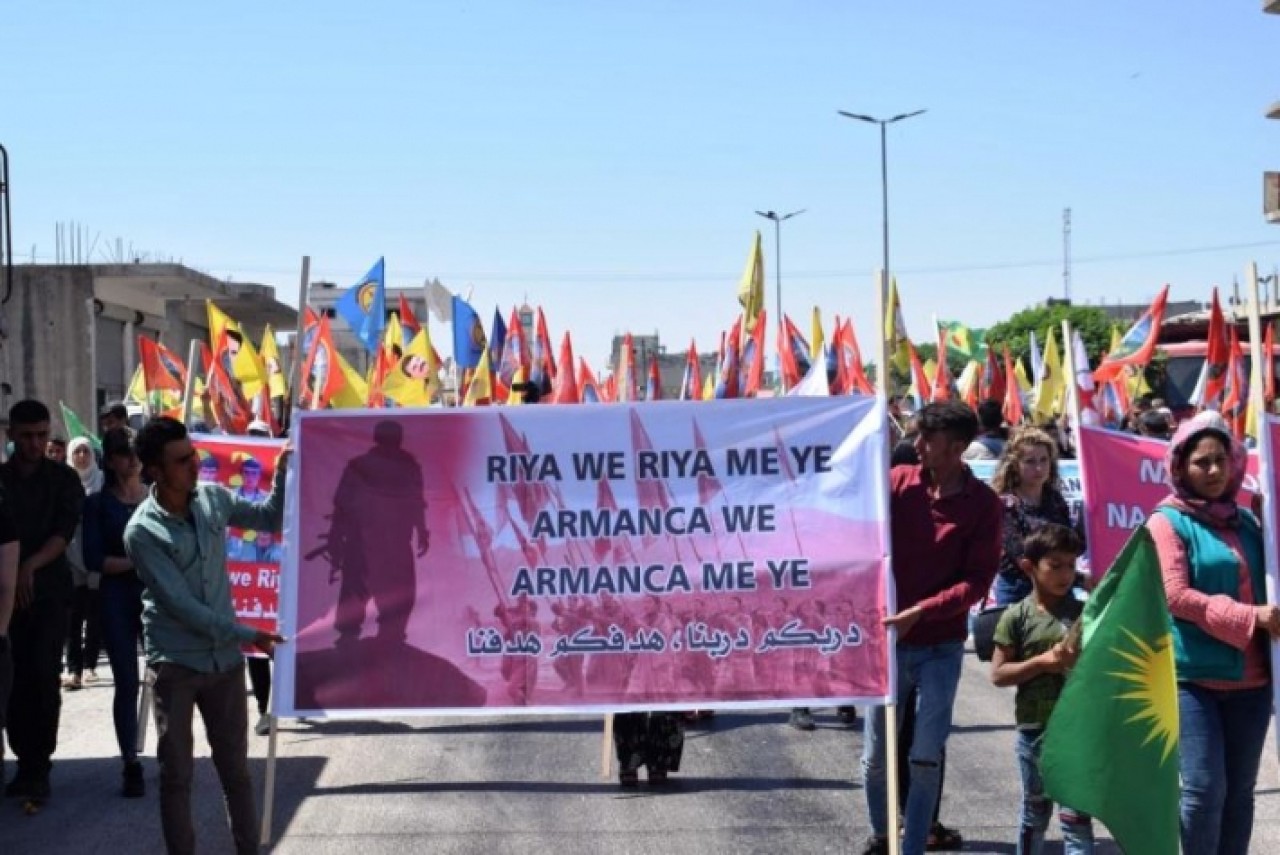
83, 670, 99, 685
789, 708, 816, 731
254, 714, 271, 737
62, 674, 81, 691
122, 762, 145, 798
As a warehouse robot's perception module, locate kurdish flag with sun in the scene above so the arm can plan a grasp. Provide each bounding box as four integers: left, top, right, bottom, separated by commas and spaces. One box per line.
1041, 525, 1179, 855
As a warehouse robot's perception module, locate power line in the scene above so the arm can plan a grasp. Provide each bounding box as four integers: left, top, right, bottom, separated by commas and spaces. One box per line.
20, 238, 1280, 285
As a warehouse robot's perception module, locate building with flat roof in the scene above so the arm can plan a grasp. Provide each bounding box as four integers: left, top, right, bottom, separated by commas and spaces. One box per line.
0, 263, 295, 428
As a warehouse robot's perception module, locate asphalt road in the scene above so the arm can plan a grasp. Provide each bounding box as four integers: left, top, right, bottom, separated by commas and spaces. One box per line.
6, 648, 1279, 854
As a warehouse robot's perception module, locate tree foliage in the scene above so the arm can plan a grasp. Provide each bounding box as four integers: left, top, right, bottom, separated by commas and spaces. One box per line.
983, 303, 1114, 365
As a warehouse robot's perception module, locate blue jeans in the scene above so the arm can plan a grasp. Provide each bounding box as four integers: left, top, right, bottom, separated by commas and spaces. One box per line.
1015, 729, 1094, 854
1178, 683, 1271, 855
99, 574, 144, 762
862, 641, 963, 855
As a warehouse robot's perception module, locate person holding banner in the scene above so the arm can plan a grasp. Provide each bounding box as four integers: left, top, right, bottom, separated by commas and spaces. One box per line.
82, 428, 150, 797
124, 417, 288, 855
1146, 411, 1279, 855
991, 428, 1075, 607
861, 401, 1003, 855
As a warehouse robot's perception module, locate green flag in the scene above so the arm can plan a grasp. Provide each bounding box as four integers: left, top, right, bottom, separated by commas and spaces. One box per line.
937, 320, 985, 362
1041, 526, 1179, 855
59, 401, 102, 454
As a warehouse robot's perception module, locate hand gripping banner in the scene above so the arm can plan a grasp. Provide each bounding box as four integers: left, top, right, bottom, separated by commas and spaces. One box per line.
274, 396, 890, 717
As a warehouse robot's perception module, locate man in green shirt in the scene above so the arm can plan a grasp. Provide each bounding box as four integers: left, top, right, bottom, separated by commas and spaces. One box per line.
125, 417, 287, 855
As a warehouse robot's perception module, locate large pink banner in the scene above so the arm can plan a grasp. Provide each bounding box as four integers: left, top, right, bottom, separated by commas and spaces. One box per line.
276, 396, 889, 716
1077, 425, 1259, 577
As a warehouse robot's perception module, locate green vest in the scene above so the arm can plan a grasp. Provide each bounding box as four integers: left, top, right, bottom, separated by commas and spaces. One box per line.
1154, 506, 1266, 683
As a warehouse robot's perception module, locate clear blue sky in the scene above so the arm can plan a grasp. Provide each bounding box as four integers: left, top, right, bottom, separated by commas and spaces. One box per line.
5, 2, 1280, 371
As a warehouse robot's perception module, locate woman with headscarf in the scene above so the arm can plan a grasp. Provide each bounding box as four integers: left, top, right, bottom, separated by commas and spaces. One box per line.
82, 428, 149, 797
1145, 411, 1280, 855
62, 437, 104, 690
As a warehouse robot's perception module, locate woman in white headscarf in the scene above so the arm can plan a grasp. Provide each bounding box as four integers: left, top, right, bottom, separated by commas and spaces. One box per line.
62, 437, 103, 690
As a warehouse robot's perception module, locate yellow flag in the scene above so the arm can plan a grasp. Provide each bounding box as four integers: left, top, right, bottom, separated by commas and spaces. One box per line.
923, 358, 938, 389
206, 301, 265, 395
956, 360, 980, 402
810, 306, 825, 363
329, 350, 369, 409
464, 347, 494, 406
381, 329, 438, 407
506, 366, 528, 406
737, 231, 765, 334
125, 365, 147, 403
1033, 328, 1065, 422
383, 312, 404, 356
883, 277, 910, 371
1015, 359, 1033, 394
701, 373, 715, 401
259, 325, 288, 400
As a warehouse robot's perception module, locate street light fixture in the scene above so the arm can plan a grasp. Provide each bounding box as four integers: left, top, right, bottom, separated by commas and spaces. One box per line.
837, 109, 926, 365
754, 209, 807, 386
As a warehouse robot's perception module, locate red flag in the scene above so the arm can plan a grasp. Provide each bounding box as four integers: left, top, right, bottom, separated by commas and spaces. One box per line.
366, 346, 395, 408
980, 342, 1006, 403
399, 294, 421, 336
715, 320, 741, 399
138, 336, 184, 394
628, 410, 674, 547
645, 354, 663, 401
601, 373, 617, 403
834, 319, 874, 396
300, 314, 346, 410
931, 324, 952, 403
740, 309, 767, 397
1002, 345, 1024, 426
1222, 328, 1248, 438
577, 357, 604, 404
1196, 288, 1229, 409
777, 315, 810, 390
617, 333, 639, 402
530, 307, 556, 390
202, 340, 252, 433
679, 340, 702, 401
549, 332, 580, 404
1094, 284, 1170, 384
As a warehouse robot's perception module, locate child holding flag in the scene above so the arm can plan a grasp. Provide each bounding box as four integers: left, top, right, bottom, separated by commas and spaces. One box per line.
990, 523, 1094, 854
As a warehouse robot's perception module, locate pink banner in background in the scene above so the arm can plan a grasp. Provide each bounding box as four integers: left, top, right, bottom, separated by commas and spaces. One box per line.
276, 396, 890, 716
1077, 426, 1258, 577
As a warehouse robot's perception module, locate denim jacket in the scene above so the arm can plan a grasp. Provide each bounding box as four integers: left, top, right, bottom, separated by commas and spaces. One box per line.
124, 466, 286, 673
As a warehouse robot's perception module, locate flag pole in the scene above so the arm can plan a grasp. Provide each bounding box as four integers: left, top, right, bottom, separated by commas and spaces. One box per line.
179, 338, 201, 426
876, 267, 902, 855
1061, 319, 1100, 584
284, 256, 312, 422
1244, 263, 1280, 767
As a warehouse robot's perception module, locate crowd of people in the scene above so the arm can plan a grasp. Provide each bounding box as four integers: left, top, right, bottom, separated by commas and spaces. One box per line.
0, 399, 286, 855
0, 388, 1277, 855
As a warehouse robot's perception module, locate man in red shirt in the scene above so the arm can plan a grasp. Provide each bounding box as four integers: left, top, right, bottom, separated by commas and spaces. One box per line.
860, 401, 1002, 855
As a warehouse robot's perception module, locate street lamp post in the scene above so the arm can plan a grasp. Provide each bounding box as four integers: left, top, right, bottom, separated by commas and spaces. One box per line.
837, 109, 926, 389
754, 208, 805, 390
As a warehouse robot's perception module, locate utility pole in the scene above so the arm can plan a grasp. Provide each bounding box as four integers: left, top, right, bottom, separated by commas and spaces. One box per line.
1063, 207, 1072, 303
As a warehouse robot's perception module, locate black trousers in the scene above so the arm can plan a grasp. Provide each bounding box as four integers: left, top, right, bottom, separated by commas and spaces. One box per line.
246, 656, 270, 715
6, 595, 71, 779
65, 585, 102, 675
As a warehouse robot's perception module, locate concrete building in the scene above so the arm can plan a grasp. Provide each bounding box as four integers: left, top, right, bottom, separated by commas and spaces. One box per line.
0, 263, 295, 430
607, 333, 719, 399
